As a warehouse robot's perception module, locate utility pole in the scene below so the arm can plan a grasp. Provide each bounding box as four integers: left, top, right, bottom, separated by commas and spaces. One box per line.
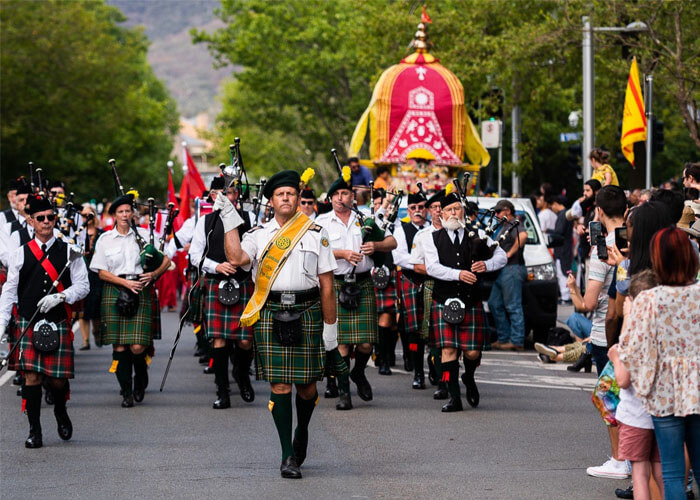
512, 104, 521, 196
645, 74, 653, 189
582, 16, 594, 184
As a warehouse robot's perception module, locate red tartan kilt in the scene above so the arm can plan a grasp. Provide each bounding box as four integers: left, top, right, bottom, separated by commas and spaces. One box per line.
430, 299, 488, 352
7, 320, 21, 371
374, 271, 397, 313
16, 317, 74, 378
398, 271, 424, 333
202, 275, 253, 341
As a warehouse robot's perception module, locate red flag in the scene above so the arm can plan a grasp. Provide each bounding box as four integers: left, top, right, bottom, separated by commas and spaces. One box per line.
178, 145, 206, 221
167, 167, 184, 231
421, 5, 432, 24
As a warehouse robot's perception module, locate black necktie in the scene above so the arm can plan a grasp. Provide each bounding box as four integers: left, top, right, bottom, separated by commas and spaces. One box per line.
453, 231, 460, 247
41, 243, 47, 253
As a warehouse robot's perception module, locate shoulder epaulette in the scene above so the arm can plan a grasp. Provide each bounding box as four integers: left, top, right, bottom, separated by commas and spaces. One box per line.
308, 223, 322, 233
246, 225, 264, 233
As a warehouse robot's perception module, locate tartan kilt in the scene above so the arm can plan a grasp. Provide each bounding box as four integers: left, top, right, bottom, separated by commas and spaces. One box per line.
16, 317, 74, 379
181, 267, 204, 324
253, 298, 324, 384
398, 272, 424, 334
430, 299, 489, 352
100, 283, 158, 346
202, 275, 253, 341
422, 279, 434, 343
334, 276, 378, 345
6, 309, 21, 371
374, 269, 398, 313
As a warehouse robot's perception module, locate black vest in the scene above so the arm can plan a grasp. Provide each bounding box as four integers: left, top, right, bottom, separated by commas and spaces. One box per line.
2, 208, 17, 224
401, 221, 426, 284
18, 239, 72, 322
9, 219, 31, 245
203, 210, 252, 282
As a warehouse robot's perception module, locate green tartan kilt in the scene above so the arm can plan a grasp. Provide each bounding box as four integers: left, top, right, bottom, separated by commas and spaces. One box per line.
182, 267, 204, 324
422, 279, 434, 343
333, 276, 378, 345
101, 283, 158, 346
253, 298, 325, 384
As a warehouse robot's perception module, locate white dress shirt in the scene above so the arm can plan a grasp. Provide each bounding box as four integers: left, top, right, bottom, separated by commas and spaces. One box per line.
188, 211, 258, 273
0, 236, 90, 325
90, 226, 150, 276
392, 221, 428, 271
410, 224, 439, 266
315, 211, 374, 275
240, 218, 336, 291
0, 208, 19, 228
165, 215, 196, 259
422, 228, 507, 281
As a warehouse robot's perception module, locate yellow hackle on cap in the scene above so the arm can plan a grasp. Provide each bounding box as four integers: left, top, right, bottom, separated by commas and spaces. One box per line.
126, 189, 140, 199
445, 183, 454, 195
300, 168, 315, 185
342, 166, 351, 183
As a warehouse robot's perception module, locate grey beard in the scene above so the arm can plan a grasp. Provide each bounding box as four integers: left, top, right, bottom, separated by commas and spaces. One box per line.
441, 217, 465, 231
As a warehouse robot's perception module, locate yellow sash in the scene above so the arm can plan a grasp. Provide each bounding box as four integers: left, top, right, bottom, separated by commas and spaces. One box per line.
240, 212, 314, 326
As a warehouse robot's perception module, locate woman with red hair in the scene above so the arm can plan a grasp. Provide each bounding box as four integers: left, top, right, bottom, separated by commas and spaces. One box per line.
618, 227, 700, 499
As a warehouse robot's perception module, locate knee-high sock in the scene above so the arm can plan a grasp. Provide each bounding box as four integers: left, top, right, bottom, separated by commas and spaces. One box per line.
294, 392, 318, 441
132, 352, 148, 389
463, 352, 482, 377
432, 348, 445, 388
212, 346, 229, 391
441, 359, 460, 399
412, 339, 425, 375
22, 384, 42, 431
114, 350, 133, 396
269, 393, 294, 460
233, 346, 253, 380
331, 349, 350, 393
342, 354, 351, 373
51, 380, 69, 414
352, 350, 371, 376
377, 326, 392, 363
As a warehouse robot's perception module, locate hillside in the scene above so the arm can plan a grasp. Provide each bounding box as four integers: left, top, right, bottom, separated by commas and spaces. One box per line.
108, 0, 236, 117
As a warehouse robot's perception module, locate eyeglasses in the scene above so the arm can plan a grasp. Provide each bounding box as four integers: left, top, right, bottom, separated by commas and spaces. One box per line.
408, 204, 425, 211
300, 201, 314, 206
34, 213, 56, 222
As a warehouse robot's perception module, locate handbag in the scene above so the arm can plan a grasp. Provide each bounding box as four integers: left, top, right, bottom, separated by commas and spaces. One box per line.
442, 298, 466, 325
32, 319, 60, 353
272, 310, 303, 347
217, 278, 240, 306
116, 287, 140, 318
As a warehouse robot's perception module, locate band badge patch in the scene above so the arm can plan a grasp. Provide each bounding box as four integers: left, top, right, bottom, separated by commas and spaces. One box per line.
355, 221, 361, 227
321, 237, 329, 247
412, 244, 416, 249
275, 236, 291, 250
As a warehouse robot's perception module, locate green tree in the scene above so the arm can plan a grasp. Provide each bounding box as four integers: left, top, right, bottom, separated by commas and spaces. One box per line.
1, 0, 179, 202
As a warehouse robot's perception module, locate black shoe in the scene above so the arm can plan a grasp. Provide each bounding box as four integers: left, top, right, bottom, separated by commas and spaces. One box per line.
378, 360, 392, 376
133, 385, 145, 403
292, 435, 308, 466
44, 389, 54, 406
350, 371, 373, 401
336, 392, 353, 410
280, 456, 302, 479
79, 344, 90, 351
121, 394, 134, 408
198, 354, 209, 364
235, 374, 255, 403
25, 428, 43, 449
614, 485, 633, 499
412, 373, 426, 390
213, 392, 231, 409
12, 374, 24, 386
324, 377, 338, 398
461, 372, 480, 408
194, 347, 204, 357
441, 397, 463, 412
403, 354, 413, 372
203, 364, 215, 374
567, 352, 593, 373
433, 386, 449, 400
55, 408, 73, 441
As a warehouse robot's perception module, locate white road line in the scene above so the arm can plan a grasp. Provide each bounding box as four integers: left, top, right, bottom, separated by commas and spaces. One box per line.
475, 378, 591, 392
0, 370, 16, 387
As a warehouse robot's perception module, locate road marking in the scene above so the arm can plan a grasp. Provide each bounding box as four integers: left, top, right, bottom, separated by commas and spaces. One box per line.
0, 370, 16, 387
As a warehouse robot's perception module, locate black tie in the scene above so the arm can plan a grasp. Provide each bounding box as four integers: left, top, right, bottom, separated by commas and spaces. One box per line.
41, 243, 47, 253
453, 231, 460, 247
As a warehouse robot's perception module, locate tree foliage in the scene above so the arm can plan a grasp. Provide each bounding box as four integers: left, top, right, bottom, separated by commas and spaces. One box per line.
1, 0, 179, 202
195, 0, 698, 196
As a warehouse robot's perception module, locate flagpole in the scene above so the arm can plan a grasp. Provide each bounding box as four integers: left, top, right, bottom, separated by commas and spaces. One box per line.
645, 75, 653, 189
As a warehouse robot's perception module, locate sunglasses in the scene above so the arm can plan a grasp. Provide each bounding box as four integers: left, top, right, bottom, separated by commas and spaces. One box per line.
408, 204, 425, 211
300, 201, 314, 206
34, 213, 56, 222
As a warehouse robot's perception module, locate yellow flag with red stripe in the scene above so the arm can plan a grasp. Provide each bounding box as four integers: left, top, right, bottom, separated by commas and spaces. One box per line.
621, 57, 647, 166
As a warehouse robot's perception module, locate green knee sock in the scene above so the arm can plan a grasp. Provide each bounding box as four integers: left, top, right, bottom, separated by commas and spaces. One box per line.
269, 392, 294, 460
294, 392, 318, 441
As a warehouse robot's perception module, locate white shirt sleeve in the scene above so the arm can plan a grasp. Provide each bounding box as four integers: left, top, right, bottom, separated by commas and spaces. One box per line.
240, 228, 259, 264
423, 233, 461, 281
63, 247, 90, 304
188, 217, 212, 272
0, 246, 23, 325
391, 224, 413, 270
484, 240, 507, 272
316, 228, 337, 275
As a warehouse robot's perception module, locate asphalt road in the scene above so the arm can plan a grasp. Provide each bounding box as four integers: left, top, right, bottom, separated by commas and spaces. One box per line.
1, 306, 627, 499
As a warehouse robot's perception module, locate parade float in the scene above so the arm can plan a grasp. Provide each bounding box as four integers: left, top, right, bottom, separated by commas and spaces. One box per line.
349, 11, 490, 194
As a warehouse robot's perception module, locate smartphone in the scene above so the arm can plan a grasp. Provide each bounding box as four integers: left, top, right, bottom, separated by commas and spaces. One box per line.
614, 226, 628, 251
589, 221, 608, 260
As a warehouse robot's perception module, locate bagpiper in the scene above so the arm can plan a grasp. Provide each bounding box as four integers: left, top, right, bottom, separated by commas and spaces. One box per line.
219, 169, 340, 478
0, 194, 89, 448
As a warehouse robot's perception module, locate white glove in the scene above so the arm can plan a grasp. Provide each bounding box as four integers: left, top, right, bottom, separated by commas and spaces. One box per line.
322, 321, 338, 351
37, 293, 66, 313
213, 194, 244, 232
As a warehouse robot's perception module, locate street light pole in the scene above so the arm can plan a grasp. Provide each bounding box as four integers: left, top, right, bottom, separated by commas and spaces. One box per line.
645, 74, 653, 189
512, 104, 521, 196
582, 16, 594, 184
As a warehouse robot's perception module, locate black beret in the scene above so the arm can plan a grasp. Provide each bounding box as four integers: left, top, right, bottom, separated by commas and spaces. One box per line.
8, 178, 21, 192
372, 188, 386, 200
327, 178, 353, 199
426, 189, 445, 207
466, 201, 479, 214
300, 188, 316, 200
263, 170, 300, 200
16, 182, 32, 195
316, 200, 333, 215
407, 192, 427, 205
210, 175, 225, 191
109, 194, 134, 214
26, 195, 53, 215
49, 180, 66, 190
440, 192, 461, 209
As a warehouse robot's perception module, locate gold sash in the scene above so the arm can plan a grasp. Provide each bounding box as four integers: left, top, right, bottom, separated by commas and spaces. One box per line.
240, 212, 314, 326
